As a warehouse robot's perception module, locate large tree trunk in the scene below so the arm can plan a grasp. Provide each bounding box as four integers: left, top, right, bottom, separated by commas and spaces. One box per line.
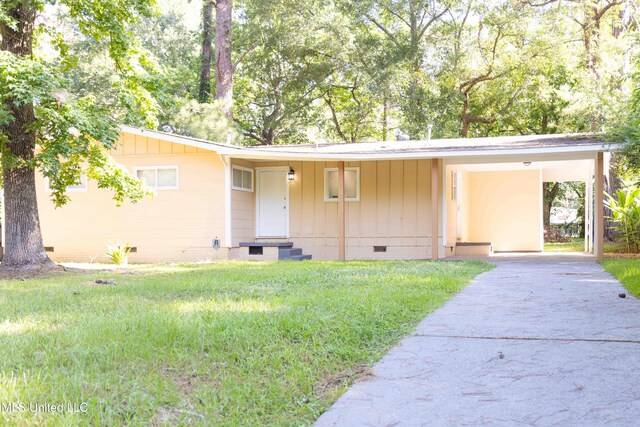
215, 0, 233, 119
198, 0, 214, 103
1, 3, 54, 270
543, 182, 561, 228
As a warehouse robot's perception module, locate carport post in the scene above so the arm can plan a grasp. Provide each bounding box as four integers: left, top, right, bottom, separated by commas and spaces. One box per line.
584, 173, 592, 253
595, 152, 604, 261
431, 159, 439, 260
338, 161, 346, 261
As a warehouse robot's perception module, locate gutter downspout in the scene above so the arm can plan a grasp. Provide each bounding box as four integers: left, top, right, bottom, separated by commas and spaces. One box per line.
220, 155, 233, 250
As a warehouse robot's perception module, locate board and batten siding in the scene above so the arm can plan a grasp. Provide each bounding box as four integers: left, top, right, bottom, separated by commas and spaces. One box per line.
252, 159, 444, 260
36, 131, 228, 263
230, 159, 256, 247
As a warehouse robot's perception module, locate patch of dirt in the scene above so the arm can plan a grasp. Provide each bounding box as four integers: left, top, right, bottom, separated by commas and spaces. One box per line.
158, 365, 220, 395
314, 363, 373, 399
151, 366, 218, 426
0, 263, 74, 280
151, 403, 204, 426
604, 253, 640, 259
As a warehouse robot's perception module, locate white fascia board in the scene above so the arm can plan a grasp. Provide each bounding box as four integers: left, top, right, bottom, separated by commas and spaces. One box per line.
228, 143, 621, 162
120, 125, 621, 162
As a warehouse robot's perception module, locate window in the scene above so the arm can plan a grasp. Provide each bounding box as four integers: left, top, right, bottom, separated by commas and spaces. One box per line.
134, 166, 179, 190
451, 171, 457, 201
324, 167, 360, 202
232, 165, 254, 192
44, 175, 88, 192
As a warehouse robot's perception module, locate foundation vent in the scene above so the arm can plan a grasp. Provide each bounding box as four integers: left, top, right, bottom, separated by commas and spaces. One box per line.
249, 246, 264, 255
373, 246, 387, 253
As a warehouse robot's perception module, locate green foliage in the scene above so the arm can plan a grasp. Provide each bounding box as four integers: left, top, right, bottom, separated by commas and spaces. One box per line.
106, 241, 133, 264
605, 182, 640, 253
5, 0, 635, 150
172, 99, 238, 142
0, 51, 153, 207
233, 0, 339, 145
0, 0, 160, 208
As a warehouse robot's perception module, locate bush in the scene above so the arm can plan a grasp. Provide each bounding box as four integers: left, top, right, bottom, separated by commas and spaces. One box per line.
544, 225, 571, 243
106, 241, 133, 265
605, 183, 640, 253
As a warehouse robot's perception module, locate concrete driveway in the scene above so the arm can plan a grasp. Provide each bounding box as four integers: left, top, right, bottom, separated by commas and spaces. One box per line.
316, 255, 640, 426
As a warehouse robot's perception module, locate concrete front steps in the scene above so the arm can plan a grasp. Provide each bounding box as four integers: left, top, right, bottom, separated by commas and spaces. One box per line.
239, 242, 312, 261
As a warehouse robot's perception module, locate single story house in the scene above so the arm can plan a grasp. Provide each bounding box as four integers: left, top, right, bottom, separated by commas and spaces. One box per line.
27, 126, 615, 263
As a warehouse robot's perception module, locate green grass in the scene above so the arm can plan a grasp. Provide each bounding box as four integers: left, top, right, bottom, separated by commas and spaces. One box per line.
544, 238, 585, 253
544, 238, 627, 254
602, 258, 640, 298
0, 260, 491, 426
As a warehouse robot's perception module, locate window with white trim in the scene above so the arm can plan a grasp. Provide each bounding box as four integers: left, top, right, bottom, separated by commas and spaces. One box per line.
134, 166, 179, 190
324, 167, 360, 202
44, 175, 88, 192
232, 165, 254, 192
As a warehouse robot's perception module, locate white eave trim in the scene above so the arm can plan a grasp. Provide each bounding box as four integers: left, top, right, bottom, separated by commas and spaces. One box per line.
227, 143, 621, 162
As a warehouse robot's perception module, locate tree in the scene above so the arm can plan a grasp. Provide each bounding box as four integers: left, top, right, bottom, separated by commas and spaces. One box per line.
348, 0, 453, 138
199, 0, 215, 102
215, 0, 234, 118
233, 0, 337, 145
0, 1, 155, 270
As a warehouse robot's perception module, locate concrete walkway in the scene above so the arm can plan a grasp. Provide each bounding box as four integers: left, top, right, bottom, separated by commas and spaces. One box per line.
316, 255, 640, 426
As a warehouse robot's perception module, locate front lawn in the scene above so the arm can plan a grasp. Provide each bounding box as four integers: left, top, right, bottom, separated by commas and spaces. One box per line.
602, 258, 640, 298
0, 260, 490, 426
544, 238, 585, 253
544, 238, 627, 254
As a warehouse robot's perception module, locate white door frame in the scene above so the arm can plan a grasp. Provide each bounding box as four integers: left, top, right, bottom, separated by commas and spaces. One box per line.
255, 167, 290, 238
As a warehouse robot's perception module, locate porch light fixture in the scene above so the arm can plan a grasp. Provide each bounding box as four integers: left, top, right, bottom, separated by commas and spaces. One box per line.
288, 168, 295, 181
212, 237, 220, 250
523, 162, 531, 167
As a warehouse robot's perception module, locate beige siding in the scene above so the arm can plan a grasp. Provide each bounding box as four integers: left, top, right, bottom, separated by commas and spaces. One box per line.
37, 132, 228, 263
254, 160, 444, 260
466, 169, 542, 252
230, 159, 256, 246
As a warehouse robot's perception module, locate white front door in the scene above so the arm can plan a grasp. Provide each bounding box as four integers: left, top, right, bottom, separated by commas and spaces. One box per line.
256, 168, 289, 237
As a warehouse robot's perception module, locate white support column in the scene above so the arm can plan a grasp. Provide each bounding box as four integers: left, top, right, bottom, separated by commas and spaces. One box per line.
595, 152, 604, 261
584, 174, 591, 253
221, 155, 233, 248
441, 159, 447, 254
337, 161, 346, 261
431, 159, 439, 261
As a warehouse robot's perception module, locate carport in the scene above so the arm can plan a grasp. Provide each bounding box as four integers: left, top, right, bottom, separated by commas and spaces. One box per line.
441, 138, 611, 260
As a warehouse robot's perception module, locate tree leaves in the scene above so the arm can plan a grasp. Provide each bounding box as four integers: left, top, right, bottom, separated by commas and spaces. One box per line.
0, 0, 158, 207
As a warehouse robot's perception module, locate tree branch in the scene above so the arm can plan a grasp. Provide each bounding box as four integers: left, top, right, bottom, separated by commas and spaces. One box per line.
233, 43, 258, 71
459, 69, 494, 93
595, 0, 623, 22
324, 95, 349, 143
365, 15, 402, 48
418, 8, 449, 41
385, 8, 411, 29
